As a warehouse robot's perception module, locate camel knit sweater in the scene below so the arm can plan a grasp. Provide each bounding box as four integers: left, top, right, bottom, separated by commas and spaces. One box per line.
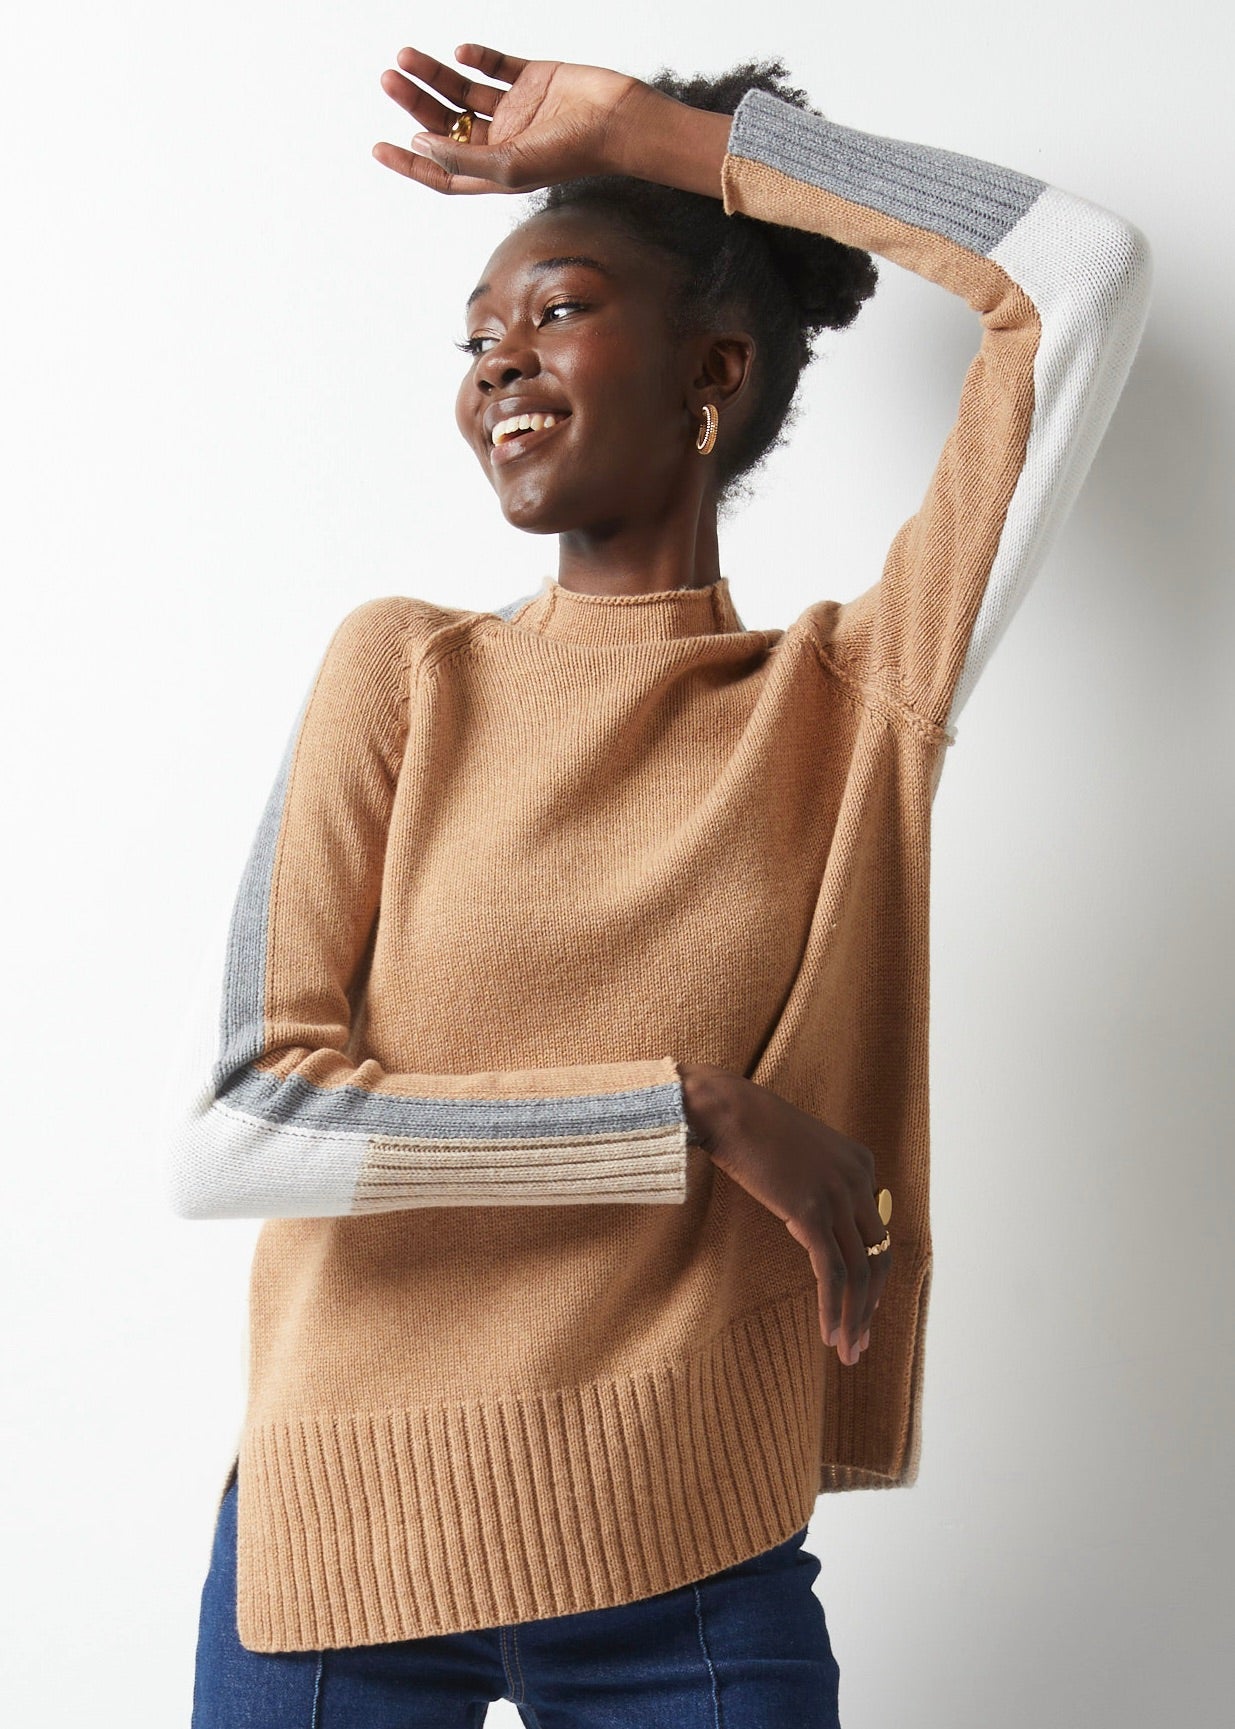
162, 88, 1152, 1652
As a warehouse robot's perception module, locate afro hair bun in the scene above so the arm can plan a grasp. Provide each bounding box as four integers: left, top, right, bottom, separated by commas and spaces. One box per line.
647, 58, 878, 336
522, 56, 878, 508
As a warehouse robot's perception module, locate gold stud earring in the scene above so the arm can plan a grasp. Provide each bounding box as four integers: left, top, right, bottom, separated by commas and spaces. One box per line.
695, 403, 719, 455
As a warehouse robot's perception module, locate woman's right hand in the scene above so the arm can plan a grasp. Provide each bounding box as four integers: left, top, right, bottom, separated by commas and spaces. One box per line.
373, 42, 656, 196
681, 1063, 893, 1366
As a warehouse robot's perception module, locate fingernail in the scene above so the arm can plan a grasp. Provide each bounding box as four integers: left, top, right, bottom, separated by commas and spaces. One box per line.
860, 1330, 871, 1351
409, 135, 436, 158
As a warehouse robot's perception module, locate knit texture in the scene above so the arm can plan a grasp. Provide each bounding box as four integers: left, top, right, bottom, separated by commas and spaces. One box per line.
162, 90, 1152, 1652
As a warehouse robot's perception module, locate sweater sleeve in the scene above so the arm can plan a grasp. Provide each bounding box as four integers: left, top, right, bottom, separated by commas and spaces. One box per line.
161, 597, 690, 1220
721, 89, 1153, 742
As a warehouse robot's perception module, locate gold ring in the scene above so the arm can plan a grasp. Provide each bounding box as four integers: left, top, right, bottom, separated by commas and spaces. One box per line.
448, 109, 475, 144
867, 1190, 892, 1256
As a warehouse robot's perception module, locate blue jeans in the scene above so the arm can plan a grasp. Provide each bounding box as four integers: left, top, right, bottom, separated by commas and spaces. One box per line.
192, 1473, 842, 1726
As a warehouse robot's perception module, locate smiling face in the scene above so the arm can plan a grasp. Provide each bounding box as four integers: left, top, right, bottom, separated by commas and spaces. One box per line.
454, 207, 717, 537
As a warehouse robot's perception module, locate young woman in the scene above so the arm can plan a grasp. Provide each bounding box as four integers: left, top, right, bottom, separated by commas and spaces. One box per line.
174, 39, 1152, 1728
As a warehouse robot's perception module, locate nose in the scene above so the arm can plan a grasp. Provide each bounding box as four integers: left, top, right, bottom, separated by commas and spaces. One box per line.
474, 337, 541, 395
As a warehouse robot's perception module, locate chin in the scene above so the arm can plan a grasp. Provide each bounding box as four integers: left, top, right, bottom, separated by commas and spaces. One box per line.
493, 477, 589, 536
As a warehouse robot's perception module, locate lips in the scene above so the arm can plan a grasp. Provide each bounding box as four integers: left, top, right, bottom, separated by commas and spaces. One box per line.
487, 412, 572, 466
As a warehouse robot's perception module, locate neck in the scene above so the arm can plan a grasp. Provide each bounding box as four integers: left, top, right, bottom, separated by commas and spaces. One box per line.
555, 490, 721, 597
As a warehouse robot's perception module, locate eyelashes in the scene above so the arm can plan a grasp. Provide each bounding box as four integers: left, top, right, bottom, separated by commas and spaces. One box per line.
455, 300, 586, 357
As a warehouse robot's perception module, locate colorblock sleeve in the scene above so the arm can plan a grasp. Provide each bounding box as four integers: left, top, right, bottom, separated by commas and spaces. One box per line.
160, 597, 690, 1220
722, 89, 1153, 741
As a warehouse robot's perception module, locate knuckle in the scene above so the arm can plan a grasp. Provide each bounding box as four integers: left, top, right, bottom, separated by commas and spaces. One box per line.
793, 1200, 829, 1242
800, 1186, 832, 1222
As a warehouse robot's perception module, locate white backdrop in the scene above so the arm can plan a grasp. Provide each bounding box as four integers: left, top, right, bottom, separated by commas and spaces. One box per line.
2, 2, 1230, 1724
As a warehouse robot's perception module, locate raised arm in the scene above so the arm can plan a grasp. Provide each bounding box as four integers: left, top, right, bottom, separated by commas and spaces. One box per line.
161, 598, 690, 1220
710, 89, 1153, 740
379, 51, 1152, 743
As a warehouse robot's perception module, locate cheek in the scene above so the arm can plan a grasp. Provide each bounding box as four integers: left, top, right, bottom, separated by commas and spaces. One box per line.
567, 340, 678, 445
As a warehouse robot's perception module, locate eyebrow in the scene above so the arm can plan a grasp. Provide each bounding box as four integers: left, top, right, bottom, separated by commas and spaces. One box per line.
465, 255, 616, 313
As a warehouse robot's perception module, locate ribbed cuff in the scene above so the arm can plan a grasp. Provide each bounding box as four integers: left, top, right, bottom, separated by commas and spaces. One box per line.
726, 87, 1045, 254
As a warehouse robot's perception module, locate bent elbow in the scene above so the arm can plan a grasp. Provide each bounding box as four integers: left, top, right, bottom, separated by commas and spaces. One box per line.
1110, 215, 1153, 303
163, 1117, 238, 1220
1082, 204, 1154, 319
164, 1153, 224, 1221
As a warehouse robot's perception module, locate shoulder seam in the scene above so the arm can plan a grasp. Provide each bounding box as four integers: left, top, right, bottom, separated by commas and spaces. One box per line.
802, 628, 954, 749
344, 596, 469, 773
418, 614, 493, 677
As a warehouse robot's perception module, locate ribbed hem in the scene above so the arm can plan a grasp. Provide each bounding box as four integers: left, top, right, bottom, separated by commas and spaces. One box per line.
817, 1252, 933, 1490
235, 1284, 827, 1651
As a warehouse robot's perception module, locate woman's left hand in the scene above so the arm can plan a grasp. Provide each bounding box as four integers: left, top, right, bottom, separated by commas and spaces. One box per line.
372, 42, 655, 196
680, 1063, 893, 1367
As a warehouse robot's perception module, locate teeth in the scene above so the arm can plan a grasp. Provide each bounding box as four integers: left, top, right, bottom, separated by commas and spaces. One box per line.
492, 411, 560, 446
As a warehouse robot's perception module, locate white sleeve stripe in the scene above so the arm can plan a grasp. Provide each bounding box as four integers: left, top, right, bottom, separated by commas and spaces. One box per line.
947, 186, 1154, 735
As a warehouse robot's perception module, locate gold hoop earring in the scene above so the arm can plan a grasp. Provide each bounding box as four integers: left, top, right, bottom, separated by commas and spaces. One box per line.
695, 403, 719, 455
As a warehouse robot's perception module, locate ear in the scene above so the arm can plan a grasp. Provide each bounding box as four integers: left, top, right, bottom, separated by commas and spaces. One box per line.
687, 331, 756, 421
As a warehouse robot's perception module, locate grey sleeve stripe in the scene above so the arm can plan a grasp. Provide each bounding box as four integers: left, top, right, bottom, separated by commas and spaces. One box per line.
216, 684, 311, 1089
727, 87, 1046, 256
219, 1065, 688, 1142
492, 590, 542, 622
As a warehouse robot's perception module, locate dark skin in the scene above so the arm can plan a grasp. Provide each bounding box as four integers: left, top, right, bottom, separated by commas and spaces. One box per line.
451, 205, 751, 594
374, 42, 891, 1367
